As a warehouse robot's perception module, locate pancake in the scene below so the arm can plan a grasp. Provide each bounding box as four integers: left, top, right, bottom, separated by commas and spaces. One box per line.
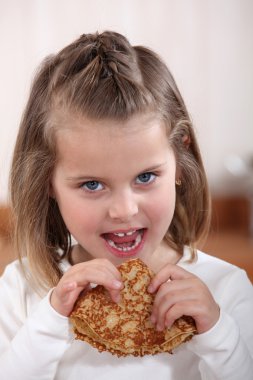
69, 258, 197, 357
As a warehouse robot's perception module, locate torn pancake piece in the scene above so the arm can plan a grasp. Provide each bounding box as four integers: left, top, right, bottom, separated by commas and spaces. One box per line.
69, 258, 197, 357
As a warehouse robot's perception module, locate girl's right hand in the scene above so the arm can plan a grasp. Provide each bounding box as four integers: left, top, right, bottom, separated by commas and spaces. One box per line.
50, 259, 123, 317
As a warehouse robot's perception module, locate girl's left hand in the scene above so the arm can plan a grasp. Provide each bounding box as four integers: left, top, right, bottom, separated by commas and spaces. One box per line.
148, 264, 220, 334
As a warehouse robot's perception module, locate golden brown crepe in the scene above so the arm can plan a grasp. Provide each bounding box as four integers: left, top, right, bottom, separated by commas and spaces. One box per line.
69, 258, 197, 357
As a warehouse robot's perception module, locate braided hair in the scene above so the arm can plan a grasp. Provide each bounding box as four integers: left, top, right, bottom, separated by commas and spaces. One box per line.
10, 31, 210, 291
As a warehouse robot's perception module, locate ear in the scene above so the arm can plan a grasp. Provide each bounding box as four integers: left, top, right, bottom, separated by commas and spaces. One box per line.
182, 134, 191, 150
175, 166, 181, 185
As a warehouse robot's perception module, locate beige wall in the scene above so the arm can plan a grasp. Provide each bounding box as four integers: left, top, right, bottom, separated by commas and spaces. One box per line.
1, 0, 253, 202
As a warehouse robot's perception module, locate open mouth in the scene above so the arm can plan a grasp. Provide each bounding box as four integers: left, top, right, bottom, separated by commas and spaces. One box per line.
101, 228, 146, 256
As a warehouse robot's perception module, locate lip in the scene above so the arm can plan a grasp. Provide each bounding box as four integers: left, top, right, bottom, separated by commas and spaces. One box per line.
102, 228, 147, 258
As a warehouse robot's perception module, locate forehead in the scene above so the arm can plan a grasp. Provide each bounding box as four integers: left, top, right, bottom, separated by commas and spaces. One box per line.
53, 111, 165, 136
52, 111, 170, 153
52, 112, 173, 172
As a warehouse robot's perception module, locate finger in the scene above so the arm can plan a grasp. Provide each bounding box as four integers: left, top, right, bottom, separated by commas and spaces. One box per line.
164, 302, 193, 329
151, 294, 182, 330
54, 280, 78, 301
152, 277, 196, 310
86, 259, 123, 287
148, 264, 193, 294
64, 275, 123, 304
62, 280, 78, 292
108, 288, 122, 303
151, 282, 194, 329
64, 266, 123, 292
89, 259, 123, 282
52, 275, 121, 316
150, 281, 173, 325
51, 282, 84, 316
61, 281, 93, 301
155, 292, 196, 331
52, 259, 124, 315
64, 262, 123, 303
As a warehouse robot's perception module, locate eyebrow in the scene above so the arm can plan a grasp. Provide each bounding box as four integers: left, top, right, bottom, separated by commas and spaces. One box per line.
66, 162, 168, 182
139, 162, 167, 172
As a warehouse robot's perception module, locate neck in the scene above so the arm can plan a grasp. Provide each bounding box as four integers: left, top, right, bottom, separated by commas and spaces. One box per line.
144, 240, 182, 273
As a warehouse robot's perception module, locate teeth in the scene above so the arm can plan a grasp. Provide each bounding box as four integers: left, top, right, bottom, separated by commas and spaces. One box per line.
108, 233, 142, 252
113, 230, 136, 237
126, 230, 136, 236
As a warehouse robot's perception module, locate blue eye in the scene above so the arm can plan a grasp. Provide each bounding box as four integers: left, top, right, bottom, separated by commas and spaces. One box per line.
82, 181, 103, 192
136, 172, 156, 184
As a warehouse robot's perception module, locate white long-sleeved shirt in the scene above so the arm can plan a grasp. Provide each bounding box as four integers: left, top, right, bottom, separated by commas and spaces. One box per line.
0, 248, 253, 380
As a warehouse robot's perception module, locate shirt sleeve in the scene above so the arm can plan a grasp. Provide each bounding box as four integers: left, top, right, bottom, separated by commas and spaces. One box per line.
188, 269, 253, 380
0, 262, 72, 380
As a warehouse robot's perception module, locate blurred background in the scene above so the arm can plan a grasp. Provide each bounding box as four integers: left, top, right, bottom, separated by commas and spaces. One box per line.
0, 0, 252, 279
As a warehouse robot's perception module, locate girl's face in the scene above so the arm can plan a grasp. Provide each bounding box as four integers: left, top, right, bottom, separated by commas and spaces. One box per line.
51, 113, 179, 268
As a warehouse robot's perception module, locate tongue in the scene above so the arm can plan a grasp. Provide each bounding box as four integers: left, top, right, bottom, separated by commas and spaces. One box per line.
104, 230, 140, 244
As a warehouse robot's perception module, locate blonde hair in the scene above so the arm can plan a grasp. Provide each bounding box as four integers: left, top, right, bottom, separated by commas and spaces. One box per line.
10, 31, 210, 291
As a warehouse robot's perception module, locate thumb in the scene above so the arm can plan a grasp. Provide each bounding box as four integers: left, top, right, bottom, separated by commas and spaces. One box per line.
109, 288, 122, 303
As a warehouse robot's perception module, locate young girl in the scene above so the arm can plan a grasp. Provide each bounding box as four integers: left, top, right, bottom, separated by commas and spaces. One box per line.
0, 31, 252, 380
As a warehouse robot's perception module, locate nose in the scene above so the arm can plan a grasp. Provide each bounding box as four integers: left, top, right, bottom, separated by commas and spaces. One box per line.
108, 190, 138, 222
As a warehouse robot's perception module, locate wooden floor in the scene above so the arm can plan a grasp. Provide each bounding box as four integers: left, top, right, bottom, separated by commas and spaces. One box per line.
0, 205, 15, 276
203, 231, 253, 282
0, 237, 15, 276
202, 195, 253, 282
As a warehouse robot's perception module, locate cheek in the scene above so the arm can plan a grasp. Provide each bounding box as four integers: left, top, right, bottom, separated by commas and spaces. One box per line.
56, 194, 100, 235
70, 206, 101, 234
146, 186, 176, 225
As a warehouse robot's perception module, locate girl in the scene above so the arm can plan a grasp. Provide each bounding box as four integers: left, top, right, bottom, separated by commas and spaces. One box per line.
0, 31, 252, 379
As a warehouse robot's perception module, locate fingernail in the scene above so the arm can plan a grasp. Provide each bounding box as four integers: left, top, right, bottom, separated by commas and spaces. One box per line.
165, 320, 172, 329
156, 324, 164, 332
148, 284, 154, 293
113, 280, 123, 289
